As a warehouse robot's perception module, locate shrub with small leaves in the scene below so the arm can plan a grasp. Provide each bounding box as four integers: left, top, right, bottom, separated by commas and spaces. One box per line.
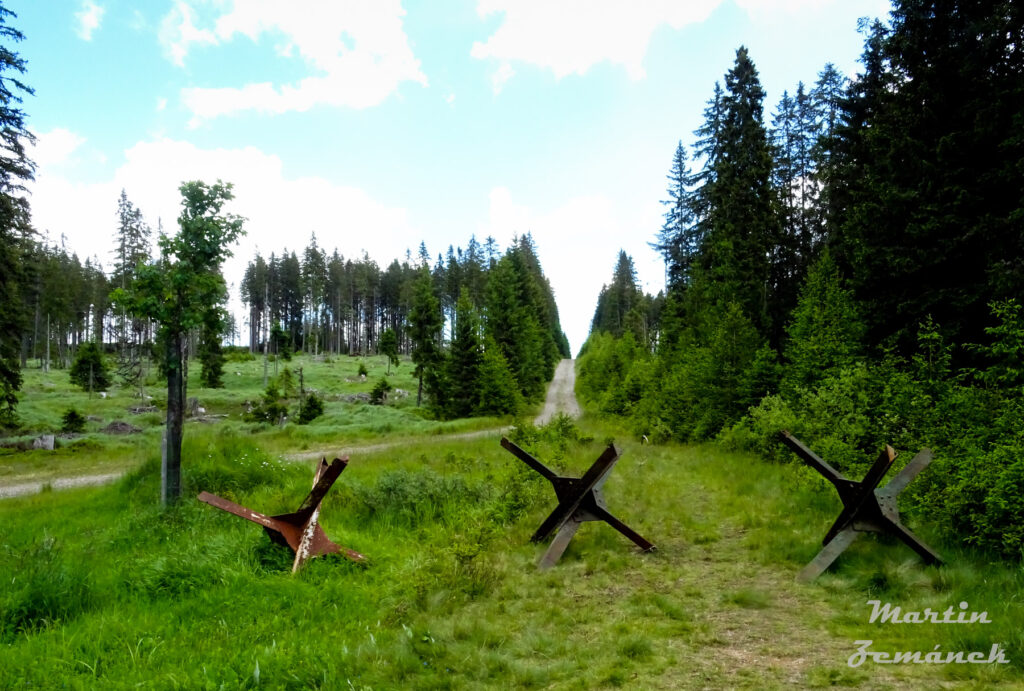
357, 362, 369, 378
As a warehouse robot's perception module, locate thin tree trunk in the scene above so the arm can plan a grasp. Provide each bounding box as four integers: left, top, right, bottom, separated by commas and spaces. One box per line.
262, 283, 269, 389
32, 298, 39, 367
163, 331, 184, 505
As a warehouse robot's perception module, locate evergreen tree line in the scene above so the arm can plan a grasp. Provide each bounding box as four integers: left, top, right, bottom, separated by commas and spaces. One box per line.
1, 177, 569, 425
579, 0, 1024, 558
14, 237, 111, 370
241, 233, 571, 418
1, 181, 570, 423
238, 235, 494, 357
11, 191, 155, 377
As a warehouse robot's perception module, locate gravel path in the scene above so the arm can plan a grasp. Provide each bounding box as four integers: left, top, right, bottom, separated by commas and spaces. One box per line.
534, 359, 581, 425
0, 472, 124, 499
0, 360, 584, 499
283, 427, 511, 463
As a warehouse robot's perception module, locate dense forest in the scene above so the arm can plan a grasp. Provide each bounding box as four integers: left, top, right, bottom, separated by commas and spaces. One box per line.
579, 0, 1024, 559
237, 232, 571, 415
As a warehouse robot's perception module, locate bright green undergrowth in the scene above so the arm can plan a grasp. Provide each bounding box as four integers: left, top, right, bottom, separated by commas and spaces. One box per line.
1, 418, 1022, 689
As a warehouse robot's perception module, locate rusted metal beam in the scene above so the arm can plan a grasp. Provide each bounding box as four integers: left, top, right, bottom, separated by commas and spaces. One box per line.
198, 456, 366, 572
780, 431, 941, 582
501, 437, 655, 569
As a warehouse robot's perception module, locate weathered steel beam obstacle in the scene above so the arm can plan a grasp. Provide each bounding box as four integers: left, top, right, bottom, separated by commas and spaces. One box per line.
198, 456, 366, 572
779, 431, 942, 582
500, 437, 655, 569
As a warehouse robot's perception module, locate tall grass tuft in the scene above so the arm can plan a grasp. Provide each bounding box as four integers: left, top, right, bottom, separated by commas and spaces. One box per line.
350, 468, 490, 527
182, 432, 294, 497
0, 538, 95, 641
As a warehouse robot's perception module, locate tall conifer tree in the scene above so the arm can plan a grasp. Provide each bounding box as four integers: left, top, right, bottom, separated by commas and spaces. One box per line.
446, 287, 482, 418
828, 1, 1024, 352
0, 4, 34, 427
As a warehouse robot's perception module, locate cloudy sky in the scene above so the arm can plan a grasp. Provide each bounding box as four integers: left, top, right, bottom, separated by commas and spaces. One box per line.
18, 0, 891, 353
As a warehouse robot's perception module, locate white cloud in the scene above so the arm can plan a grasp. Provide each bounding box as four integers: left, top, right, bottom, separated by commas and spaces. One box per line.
162, 1, 427, 121
733, 0, 892, 24
75, 1, 105, 41
32, 128, 86, 169
477, 187, 663, 354
490, 62, 515, 94
471, 0, 722, 85
28, 137, 418, 334
159, 1, 218, 67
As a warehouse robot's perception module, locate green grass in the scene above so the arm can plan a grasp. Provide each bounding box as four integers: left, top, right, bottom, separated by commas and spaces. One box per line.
2, 415, 1023, 688
1, 353, 520, 485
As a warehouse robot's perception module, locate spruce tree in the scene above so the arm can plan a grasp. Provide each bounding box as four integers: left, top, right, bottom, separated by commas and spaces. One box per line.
0, 3, 34, 427
702, 46, 781, 339
111, 190, 151, 292
446, 288, 482, 418
240, 254, 269, 352
198, 309, 226, 388
408, 266, 443, 407
485, 254, 546, 400
653, 141, 697, 289
828, 1, 1024, 353
689, 81, 725, 243
781, 248, 864, 395
462, 235, 486, 306
476, 335, 522, 416
590, 251, 645, 339
301, 235, 327, 354
69, 341, 110, 392
379, 327, 399, 374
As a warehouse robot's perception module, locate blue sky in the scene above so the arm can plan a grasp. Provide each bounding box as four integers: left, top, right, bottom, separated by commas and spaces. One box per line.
16, 0, 892, 353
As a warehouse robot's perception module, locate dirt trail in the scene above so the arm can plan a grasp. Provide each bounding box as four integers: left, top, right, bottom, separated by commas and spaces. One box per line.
534, 359, 581, 425
0, 472, 124, 499
282, 427, 510, 463
0, 362, 584, 499
287, 359, 581, 462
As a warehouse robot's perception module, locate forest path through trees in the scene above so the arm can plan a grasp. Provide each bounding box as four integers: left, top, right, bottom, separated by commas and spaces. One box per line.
534, 359, 581, 425
0, 360, 583, 498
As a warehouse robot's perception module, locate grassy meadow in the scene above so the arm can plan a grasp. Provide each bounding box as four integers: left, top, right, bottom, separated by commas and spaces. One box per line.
1, 352, 503, 487
1, 358, 1024, 688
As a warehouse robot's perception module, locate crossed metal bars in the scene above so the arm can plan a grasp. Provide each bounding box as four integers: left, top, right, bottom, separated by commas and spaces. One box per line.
779, 431, 942, 582
198, 456, 366, 573
500, 437, 655, 569
196, 434, 937, 579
